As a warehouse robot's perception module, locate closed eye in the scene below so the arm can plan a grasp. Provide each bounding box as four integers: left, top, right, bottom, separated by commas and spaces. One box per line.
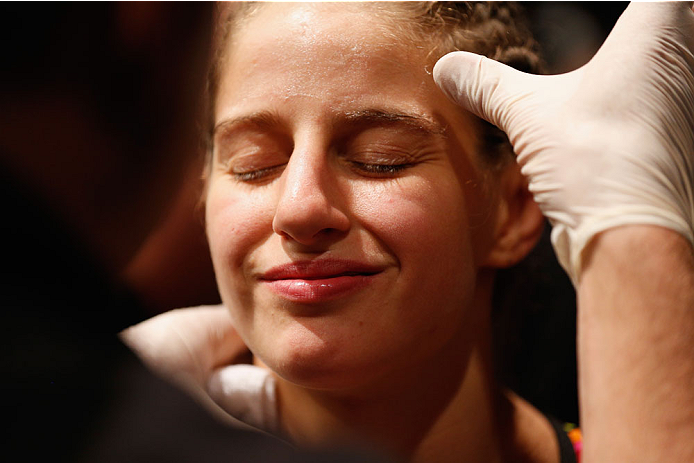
232, 164, 286, 183
349, 161, 414, 177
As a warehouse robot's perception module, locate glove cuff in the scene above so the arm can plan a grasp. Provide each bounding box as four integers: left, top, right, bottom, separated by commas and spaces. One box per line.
551, 210, 694, 286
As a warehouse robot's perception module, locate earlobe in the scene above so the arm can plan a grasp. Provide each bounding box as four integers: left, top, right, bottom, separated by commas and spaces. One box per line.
482, 162, 545, 268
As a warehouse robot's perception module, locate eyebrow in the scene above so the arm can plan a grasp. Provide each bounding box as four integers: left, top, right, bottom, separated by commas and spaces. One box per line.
340, 109, 448, 137
212, 108, 448, 139
213, 110, 282, 138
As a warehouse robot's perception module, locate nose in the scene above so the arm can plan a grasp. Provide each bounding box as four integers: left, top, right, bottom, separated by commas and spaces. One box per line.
272, 149, 350, 247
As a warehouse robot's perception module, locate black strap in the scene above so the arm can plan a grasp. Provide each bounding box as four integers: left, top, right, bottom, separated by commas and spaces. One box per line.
549, 418, 577, 463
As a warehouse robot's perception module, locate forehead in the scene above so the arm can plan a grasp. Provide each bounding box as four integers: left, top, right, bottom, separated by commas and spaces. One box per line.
215, 3, 442, 122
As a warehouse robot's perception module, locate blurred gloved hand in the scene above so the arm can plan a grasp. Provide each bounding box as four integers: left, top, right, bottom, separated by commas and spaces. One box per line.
434, 2, 694, 284
121, 305, 278, 433
121, 305, 241, 390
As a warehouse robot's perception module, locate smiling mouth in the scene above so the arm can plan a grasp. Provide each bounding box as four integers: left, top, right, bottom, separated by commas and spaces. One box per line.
259, 260, 384, 303
265, 271, 379, 281
260, 259, 383, 281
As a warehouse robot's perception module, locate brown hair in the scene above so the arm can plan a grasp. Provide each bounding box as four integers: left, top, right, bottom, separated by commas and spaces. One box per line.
376, 1, 543, 168
206, 1, 543, 168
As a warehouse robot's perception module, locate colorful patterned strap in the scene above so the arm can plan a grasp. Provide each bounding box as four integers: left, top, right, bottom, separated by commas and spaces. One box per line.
563, 423, 582, 462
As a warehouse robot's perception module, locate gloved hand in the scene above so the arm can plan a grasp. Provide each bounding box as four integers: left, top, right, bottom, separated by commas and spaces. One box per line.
121, 305, 279, 433
120, 305, 242, 390
434, 2, 694, 284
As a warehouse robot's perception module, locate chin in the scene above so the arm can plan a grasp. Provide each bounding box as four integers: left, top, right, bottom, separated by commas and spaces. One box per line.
256, 325, 379, 391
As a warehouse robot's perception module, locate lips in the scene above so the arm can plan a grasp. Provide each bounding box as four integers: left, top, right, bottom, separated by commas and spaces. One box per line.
260, 259, 382, 280
259, 259, 383, 303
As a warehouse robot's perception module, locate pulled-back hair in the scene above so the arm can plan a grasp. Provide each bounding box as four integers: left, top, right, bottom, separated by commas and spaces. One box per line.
357, 1, 542, 74
207, 2, 544, 168
372, 1, 544, 167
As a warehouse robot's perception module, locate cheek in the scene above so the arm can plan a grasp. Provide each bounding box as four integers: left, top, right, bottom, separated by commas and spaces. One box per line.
355, 176, 473, 268
352, 175, 478, 322
205, 182, 273, 287
347, 177, 480, 367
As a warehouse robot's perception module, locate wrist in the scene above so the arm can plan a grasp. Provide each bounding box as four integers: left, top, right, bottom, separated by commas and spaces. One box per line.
581, 225, 693, 278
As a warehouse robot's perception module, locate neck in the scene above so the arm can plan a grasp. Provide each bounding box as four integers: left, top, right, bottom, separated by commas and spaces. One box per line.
272, 278, 503, 462
269, 273, 560, 463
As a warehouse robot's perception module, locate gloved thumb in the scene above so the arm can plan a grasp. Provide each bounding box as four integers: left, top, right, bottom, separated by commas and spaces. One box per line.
433, 51, 544, 144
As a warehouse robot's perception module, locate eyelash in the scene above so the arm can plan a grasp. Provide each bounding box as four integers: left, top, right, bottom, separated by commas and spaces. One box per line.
229, 159, 413, 183
350, 161, 413, 176
232, 164, 285, 182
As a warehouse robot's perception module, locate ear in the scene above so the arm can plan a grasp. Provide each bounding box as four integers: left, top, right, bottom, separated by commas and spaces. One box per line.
481, 162, 544, 268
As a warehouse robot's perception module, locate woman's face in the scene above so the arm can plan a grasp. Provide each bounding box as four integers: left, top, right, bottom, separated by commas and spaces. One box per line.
207, 4, 499, 389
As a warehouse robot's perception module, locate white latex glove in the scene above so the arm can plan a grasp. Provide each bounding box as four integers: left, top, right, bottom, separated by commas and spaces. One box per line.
434, 2, 694, 284
121, 305, 279, 434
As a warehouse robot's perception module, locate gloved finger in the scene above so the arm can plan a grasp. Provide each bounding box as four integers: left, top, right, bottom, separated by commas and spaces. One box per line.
432, 50, 542, 137
121, 304, 247, 387
618, 1, 694, 29
432, 2, 694, 141
208, 364, 279, 435
587, 2, 694, 81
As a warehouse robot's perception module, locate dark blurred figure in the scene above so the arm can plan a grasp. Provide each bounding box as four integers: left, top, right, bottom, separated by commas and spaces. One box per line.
0, 4, 379, 463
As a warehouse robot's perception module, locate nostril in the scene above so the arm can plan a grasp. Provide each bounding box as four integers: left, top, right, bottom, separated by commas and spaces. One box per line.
273, 215, 350, 248
272, 198, 350, 245
272, 160, 351, 245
